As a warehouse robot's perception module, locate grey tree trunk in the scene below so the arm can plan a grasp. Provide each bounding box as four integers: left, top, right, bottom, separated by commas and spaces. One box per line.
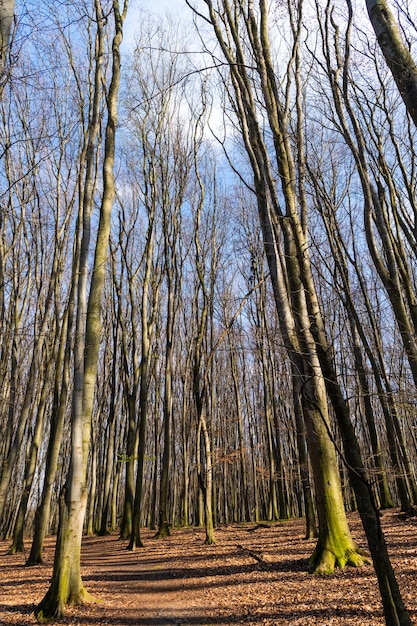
366, 0, 417, 127
0, 0, 14, 77
129, 223, 158, 548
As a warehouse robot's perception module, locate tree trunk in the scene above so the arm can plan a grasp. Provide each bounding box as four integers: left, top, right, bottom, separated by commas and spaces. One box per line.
0, 0, 14, 77
365, 0, 417, 127
119, 391, 138, 539
292, 370, 316, 539
0, 283, 55, 527
155, 265, 174, 539
230, 341, 250, 521
35, 1, 127, 617
10, 353, 53, 554
98, 315, 119, 536
27, 293, 74, 565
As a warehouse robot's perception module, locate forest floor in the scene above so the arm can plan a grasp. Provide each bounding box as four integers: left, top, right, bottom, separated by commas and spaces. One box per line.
0, 509, 416, 625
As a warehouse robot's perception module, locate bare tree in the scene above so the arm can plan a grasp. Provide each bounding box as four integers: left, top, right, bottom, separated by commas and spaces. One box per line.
186, 0, 365, 574
187, 1, 411, 622
35, 0, 128, 618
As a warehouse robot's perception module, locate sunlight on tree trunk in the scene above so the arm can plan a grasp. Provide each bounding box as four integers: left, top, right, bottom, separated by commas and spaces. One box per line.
186, 2, 412, 622
35, 0, 128, 619
365, 0, 417, 127
0, 0, 14, 77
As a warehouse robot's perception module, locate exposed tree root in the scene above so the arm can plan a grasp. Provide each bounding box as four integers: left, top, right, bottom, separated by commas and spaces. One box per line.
398, 506, 417, 520
35, 585, 96, 622
153, 522, 172, 539
25, 556, 44, 566
204, 533, 216, 545
308, 544, 368, 575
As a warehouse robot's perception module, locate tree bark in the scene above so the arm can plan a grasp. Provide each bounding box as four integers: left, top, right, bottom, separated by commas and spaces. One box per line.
366, 0, 417, 127
0, 0, 14, 77
35, 0, 127, 617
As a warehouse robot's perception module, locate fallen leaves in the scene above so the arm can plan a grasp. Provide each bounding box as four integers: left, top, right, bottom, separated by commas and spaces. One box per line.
0, 509, 416, 625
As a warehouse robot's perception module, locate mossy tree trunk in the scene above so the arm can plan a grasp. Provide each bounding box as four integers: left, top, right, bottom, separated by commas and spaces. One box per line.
187, 0, 364, 572
186, 8, 411, 622
292, 372, 316, 539
35, 0, 127, 618
302, 374, 365, 573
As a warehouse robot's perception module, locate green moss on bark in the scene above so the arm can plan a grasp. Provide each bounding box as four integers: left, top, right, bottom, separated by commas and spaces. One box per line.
308, 544, 368, 575
35, 575, 95, 622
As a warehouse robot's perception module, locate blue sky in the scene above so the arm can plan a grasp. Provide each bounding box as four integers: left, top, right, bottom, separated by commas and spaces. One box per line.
123, 0, 193, 50
135, 0, 188, 16
151, 0, 185, 11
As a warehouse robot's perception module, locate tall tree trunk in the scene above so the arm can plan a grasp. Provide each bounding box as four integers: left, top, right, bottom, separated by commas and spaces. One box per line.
119, 391, 138, 539
10, 350, 54, 554
27, 284, 76, 564
229, 340, 250, 522
181, 368, 191, 527
129, 225, 157, 548
35, 1, 127, 618
292, 369, 316, 539
155, 264, 175, 539
0, 262, 56, 525
98, 309, 119, 536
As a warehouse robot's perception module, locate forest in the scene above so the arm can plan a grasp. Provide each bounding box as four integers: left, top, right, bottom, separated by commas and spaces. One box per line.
0, 0, 417, 624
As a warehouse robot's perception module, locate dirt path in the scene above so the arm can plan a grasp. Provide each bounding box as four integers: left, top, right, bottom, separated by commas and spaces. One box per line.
0, 510, 416, 625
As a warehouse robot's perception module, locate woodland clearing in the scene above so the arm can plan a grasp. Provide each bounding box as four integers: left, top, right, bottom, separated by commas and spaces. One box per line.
0, 509, 416, 626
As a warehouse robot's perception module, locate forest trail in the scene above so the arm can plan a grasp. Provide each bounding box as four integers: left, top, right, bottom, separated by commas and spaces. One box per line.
0, 511, 416, 625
